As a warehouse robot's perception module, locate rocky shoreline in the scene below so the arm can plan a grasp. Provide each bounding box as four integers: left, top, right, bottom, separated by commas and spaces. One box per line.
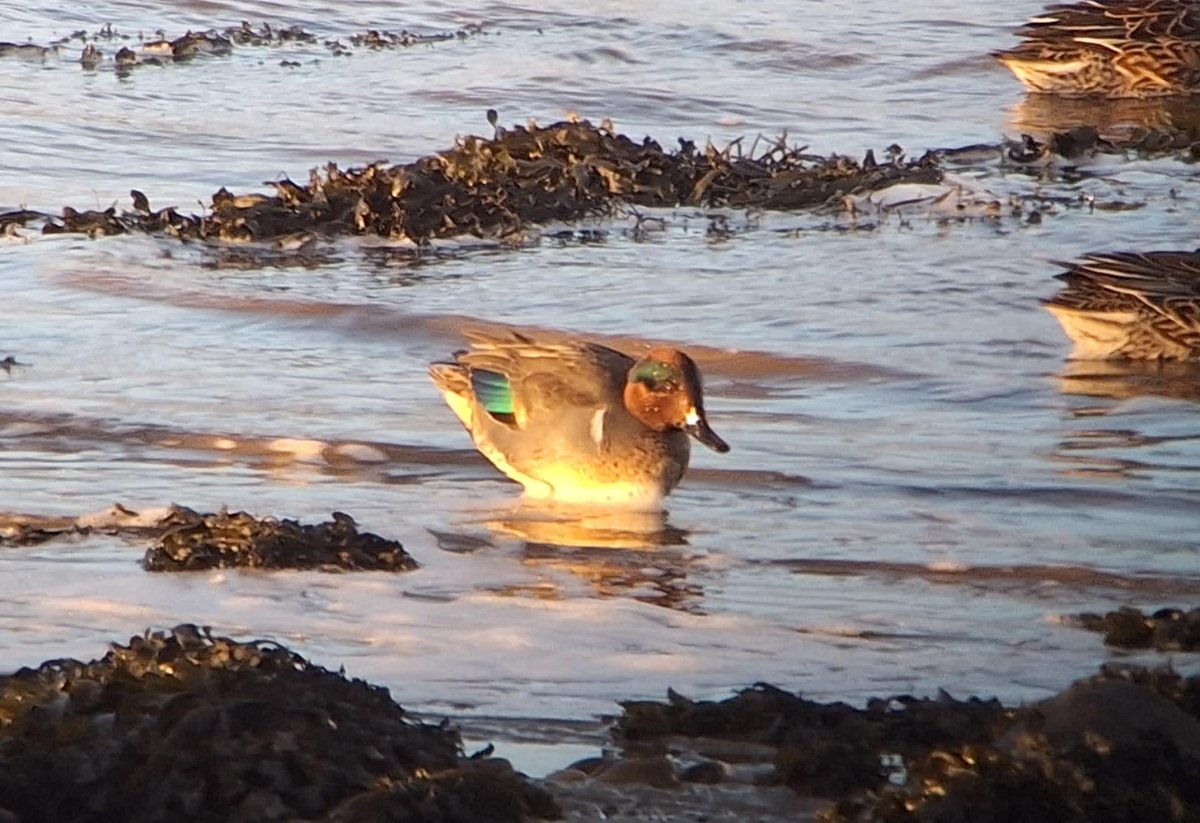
0, 624, 1196, 822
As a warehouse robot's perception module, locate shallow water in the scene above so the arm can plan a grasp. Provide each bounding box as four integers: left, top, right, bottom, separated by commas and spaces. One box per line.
3, 0, 1199, 777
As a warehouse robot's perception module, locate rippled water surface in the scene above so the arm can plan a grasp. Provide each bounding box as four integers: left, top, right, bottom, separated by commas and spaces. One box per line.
3, 0, 1199, 774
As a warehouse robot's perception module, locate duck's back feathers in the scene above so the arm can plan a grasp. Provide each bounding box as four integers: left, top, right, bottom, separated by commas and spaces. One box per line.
996, 0, 1200, 96
450, 331, 634, 428
1043, 250, 1200, 359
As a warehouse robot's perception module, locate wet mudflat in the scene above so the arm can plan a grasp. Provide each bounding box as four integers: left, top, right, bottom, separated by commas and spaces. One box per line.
2, 0, 1200, 819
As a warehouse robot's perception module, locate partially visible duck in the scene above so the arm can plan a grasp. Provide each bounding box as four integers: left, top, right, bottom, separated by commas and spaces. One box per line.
995, 0, 1200, 97
1043, 250, 1200, 359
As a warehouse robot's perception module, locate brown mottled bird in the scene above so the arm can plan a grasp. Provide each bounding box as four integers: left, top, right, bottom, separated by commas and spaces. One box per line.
1043, 250, 1200, 359
995, 0, 1200, 96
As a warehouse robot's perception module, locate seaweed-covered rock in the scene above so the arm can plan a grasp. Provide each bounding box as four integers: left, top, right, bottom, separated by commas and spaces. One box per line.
15, 118, 943, 245
13, 118, 1196, 247
143, 505, 417, 572
1067, 605, 1200, 651
823, 732, 1200, 823
0, 624, 559, 822
617, 683, 1008, 795
615, 668, 1200, 821
819, 667, 1200, 822
1096, 662, 1200, 719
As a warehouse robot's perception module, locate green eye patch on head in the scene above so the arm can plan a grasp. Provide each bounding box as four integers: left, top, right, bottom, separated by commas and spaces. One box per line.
632, 360, 679, 389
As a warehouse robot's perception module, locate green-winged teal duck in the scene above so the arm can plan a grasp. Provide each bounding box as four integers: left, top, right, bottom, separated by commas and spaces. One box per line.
429, 331, 730, 506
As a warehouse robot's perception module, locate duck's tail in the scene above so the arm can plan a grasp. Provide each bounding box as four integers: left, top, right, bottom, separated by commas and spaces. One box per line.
1041, 302, 1139, 360
994, 49, 1092, 94
428, 362, 475, 428
428, 361, 469, 396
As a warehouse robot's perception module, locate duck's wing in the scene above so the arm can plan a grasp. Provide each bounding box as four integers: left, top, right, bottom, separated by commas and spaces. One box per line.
456, 331, 635, 432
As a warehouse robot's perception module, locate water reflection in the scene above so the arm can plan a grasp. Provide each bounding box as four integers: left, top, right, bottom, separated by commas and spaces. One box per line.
476, 504, 701, 611
767, 557, 1200, 598
1049, 359, 1200, 481
1053, 359, 1200, 405
360, 245, 473, 281
1050, 427, 1157, 481
485, 505, 688, 550
1009, 93, 1200, 143
199, 236, 339, 270
518, 541, 702, 611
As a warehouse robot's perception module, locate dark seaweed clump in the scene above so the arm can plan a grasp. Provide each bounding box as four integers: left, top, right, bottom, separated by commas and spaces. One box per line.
825, 733, 1200, 822
19, 117, 1197, 249
13, 118, 942, 245
0, 624, 559, 822
616, 665, 1200, 822
617, 682, 1009, 796
824, 665, 1200, 822
1067, 605, 1200, 651
6, 118, 1194, 252
142, 505, 417, 572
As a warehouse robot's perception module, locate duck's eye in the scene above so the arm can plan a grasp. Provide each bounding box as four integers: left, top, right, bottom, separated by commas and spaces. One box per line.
633, 361, 678, 392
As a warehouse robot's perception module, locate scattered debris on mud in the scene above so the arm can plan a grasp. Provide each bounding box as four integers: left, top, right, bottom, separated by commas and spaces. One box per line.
0, 503, 416, 572
0, 355, 27, 374
1004, 124, 1200, 164
143, 505, 417, 572
1066, 605, 1200, 651
0, 624, 558, 822
3, 20, 487, 72
0, 503, 159, 548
